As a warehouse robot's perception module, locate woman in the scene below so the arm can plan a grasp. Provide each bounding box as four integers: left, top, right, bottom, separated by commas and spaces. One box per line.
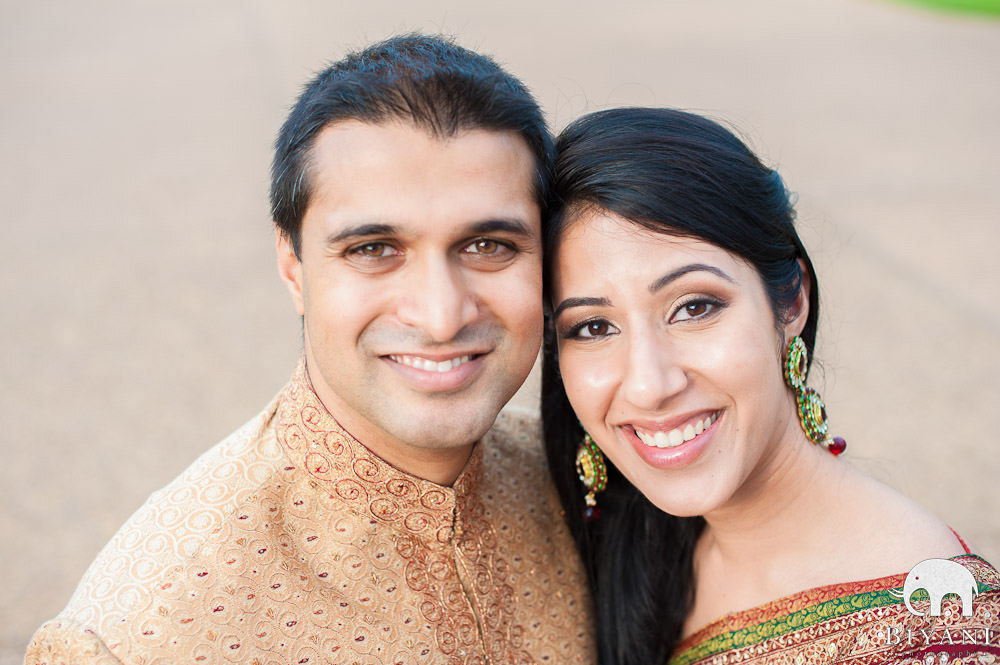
542, 108, 1000, 665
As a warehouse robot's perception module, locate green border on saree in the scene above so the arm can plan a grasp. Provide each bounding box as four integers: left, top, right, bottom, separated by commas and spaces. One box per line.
670, 588, 906, 665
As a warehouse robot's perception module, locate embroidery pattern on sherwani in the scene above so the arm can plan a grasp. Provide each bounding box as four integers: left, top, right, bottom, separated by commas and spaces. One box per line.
26, 361, 596, 665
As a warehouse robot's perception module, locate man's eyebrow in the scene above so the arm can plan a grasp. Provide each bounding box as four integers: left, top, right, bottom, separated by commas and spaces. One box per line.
468, 219, 535, 237
324, 219, 532, 247
649, 264, 735, 293
552, 296, 612, 320
325, 223, 398, 246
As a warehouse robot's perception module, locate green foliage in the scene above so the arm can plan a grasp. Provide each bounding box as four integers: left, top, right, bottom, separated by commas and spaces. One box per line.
896, 0, 1000, 17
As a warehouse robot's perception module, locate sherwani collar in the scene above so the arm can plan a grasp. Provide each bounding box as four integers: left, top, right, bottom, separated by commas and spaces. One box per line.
274, 358, 484, 547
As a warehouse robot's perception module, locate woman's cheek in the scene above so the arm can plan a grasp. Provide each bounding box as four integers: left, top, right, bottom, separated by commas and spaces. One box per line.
559, 348, 619, 430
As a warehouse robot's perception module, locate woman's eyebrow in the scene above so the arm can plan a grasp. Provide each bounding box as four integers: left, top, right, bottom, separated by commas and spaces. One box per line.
553, 296, 611, 319
649, 264, 734, 293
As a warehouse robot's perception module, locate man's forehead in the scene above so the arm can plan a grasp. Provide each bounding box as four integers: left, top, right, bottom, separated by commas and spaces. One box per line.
304, 119, 538, 204
310, 117, 529, 155
300, 119, 540, 240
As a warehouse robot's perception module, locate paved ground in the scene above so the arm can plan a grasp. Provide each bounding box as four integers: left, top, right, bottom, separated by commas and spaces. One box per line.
2, 0, 998, 660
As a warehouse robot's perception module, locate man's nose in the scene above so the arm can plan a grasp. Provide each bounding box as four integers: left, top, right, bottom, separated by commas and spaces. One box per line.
395, 256, 479, 342
620, 331, 688, 412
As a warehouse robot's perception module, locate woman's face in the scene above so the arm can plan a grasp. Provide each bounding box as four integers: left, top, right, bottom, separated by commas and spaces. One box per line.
551, 209, 807, 517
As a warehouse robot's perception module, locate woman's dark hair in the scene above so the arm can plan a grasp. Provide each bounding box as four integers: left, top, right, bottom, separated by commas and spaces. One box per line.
541, 107, 819, 664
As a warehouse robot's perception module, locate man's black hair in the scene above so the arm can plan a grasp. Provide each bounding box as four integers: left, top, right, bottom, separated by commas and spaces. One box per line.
270, 34, 553, 256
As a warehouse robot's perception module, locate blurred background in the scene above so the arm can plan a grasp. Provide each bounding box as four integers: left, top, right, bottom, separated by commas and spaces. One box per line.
2, 0, 998, 660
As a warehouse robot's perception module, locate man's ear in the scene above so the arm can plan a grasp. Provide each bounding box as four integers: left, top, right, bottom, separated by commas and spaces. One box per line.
276, 230, 305, 316
783, 258, 811, 339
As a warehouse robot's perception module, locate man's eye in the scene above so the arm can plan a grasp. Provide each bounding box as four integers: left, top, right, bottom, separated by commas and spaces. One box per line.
463, 238, 512, 256
475, 239, 498, 254
353, 242, 397, 258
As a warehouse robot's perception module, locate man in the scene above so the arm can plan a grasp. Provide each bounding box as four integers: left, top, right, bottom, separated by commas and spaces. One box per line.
27, 35, 595, 664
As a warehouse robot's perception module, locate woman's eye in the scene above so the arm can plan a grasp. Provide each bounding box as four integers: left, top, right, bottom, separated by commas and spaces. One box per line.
575, 320, 619, 339
671, 300, 716, 323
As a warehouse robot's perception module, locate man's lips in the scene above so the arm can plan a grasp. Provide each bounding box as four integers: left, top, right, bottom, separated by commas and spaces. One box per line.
385, 350, 490, 371
381, 351, 489, 392
387, 353, 477, 373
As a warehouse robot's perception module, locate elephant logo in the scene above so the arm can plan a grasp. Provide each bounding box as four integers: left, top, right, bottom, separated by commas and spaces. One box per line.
892, 558, 979, 617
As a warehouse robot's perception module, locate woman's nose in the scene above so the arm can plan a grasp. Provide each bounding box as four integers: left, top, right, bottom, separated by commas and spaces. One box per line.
620, 331, 688, 412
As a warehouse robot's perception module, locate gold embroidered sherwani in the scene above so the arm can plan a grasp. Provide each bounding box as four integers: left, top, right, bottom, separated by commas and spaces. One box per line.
27, 362, 595, 665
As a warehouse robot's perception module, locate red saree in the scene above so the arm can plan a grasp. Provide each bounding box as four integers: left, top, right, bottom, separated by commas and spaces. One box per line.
671, 555, 1000, 665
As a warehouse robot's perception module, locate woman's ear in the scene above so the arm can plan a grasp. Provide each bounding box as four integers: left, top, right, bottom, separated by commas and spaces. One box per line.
783, 258, 811, 339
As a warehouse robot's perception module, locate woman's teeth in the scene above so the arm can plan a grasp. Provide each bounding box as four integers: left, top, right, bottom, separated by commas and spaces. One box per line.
634, 412, 719, 448
389, 354, 471, 372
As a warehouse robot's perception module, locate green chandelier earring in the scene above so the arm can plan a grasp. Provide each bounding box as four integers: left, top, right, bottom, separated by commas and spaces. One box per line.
783, 336, 846, 456
575, 431, 607, 521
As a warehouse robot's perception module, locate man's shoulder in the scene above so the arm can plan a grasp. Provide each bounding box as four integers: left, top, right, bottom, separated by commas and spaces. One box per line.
27, 616, 122, 665
480, 404, 561, 498
45, 391, 290, 636
484, 404, 542, 454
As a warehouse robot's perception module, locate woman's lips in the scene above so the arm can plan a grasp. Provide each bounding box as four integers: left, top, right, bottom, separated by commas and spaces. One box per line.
632, 411, 720, 448
620, 410, 723, 470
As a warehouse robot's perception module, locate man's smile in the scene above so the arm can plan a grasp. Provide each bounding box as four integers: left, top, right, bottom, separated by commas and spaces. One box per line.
380, 350, 492, 393
387, 353, 479, 373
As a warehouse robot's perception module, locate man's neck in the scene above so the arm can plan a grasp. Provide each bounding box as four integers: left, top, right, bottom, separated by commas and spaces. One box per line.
302, 363, 477, 487
344, 428, 477, 487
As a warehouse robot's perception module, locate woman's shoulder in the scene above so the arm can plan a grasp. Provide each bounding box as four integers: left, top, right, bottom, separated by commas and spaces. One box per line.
836, 467, 968, 575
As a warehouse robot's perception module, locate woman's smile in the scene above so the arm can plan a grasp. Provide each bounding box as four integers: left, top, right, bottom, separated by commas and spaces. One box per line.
552, 209, 800, 517
628, 410, 721, 449
618, 409, 724, 471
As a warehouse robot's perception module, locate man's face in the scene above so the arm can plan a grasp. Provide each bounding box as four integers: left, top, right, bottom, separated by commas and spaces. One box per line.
277, 120, 543, 478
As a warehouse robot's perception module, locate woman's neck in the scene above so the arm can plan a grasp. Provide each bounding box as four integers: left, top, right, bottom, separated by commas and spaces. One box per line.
683, 436, 855, 635
704, 435, 845, 560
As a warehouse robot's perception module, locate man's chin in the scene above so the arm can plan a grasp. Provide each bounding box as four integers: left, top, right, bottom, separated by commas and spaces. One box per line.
392, 406, 503, 450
